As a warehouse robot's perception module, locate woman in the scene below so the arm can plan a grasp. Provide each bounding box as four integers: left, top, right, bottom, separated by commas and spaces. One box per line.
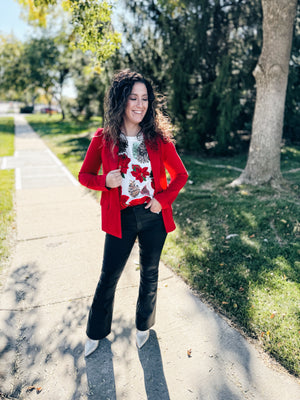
79, 69, 188, 357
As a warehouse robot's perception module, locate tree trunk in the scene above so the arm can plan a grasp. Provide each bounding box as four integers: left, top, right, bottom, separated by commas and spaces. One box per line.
231, 0, 298, 187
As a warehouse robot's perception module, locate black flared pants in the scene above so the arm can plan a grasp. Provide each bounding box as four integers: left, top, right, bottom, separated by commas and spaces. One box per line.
86, 205, 167, 340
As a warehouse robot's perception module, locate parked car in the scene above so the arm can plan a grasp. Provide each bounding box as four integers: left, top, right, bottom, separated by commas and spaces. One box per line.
40, 107, 60, 114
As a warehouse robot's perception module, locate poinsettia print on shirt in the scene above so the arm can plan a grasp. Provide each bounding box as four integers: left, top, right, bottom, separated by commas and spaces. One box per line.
131, 164, 150, 183
118, 133, 154, 209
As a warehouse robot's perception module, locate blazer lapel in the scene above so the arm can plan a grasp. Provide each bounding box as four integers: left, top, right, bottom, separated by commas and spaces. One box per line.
146, 142, 161, 191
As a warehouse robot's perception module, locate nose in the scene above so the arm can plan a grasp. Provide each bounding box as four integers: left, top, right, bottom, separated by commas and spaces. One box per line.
137, 98, 142, 107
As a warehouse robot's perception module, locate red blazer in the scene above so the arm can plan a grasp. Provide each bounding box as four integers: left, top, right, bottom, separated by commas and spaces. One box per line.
78, 128, 188, 238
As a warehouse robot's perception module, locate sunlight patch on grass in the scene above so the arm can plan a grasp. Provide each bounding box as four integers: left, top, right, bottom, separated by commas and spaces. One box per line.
0, 118, 15, 274
26, 114, 101, 179
249, 275, 300, 375
0, 117, 14, 157
0, 171, 15, 272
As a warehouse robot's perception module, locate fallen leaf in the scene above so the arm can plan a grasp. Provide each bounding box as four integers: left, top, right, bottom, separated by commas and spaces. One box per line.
26, 385, 42, 394
222, 301, 228, 305
187, 349, 192, 357
249, 234, 255, 238
270, 313, 276, 319
261, 332, 265, 337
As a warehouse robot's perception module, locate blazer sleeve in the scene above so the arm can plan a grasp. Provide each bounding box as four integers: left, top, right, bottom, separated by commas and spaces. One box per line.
78, 129, 110, 191
154, 141, 188, 208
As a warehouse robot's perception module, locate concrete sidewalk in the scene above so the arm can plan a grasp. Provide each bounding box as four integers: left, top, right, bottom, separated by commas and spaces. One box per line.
0, 115, 299, 400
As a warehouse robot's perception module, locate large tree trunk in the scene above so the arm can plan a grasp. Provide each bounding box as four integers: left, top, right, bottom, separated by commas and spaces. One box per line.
231, 0, 298, 187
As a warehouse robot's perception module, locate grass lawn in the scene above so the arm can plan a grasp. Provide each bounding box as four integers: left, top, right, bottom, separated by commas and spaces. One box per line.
0, 117, 15, 274
0, 117, 14, 157
26, 114, 102, 179
163, 153, 300, 376
26, 114, 300, 376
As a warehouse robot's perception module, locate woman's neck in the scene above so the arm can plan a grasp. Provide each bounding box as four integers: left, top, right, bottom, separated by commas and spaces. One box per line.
121, 122, 141, 137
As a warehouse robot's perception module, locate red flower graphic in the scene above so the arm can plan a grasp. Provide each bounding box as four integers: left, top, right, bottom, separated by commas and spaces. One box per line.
118, 154, 130, 177
131, 165, 149, 183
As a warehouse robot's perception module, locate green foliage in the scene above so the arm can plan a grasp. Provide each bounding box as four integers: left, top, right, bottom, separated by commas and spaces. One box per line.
123, 0, 263, 154
24, 36, 60, 98
284, 4, 300, 143
69, 52, 114, 120
0, 36, 25, 100
17, 0, 121, 65
0, 32, 75, 115
64, 0, 121, 67
119, 1, 298, 154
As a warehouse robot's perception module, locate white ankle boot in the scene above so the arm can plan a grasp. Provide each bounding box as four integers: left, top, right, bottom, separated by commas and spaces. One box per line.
84, 338, 99, 357
136, 329, 150, 349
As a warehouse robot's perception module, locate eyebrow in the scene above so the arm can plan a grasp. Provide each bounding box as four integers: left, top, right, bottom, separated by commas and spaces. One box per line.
130, 92, 148, 96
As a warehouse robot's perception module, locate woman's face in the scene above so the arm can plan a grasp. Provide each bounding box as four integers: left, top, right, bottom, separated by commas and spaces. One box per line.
123, 82, 148, 127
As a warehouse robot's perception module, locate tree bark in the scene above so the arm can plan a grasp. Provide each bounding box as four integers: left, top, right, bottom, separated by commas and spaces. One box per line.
231, 0, 298, 187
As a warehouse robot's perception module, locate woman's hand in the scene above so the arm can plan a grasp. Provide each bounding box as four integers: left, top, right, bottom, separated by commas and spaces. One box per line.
145, 198, 162, 214
106, 168, 122, 188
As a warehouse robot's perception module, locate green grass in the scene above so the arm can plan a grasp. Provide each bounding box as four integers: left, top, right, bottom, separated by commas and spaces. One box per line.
0, 117, 15, 274
163, 152, 300, 376
0, 117, 15, 157
26, 114, 102, 179
25, 114, 300, 376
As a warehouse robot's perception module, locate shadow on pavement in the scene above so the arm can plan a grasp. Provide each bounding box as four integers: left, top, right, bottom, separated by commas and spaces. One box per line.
85, 339, 116, 400
138, 330, 170, 400
0, 261, 90, 399
0, 263, 44, 398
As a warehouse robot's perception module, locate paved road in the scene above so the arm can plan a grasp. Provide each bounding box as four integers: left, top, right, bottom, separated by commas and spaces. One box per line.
0, 115, 299, 399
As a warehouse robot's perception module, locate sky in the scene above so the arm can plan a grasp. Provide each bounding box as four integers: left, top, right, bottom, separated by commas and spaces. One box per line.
0, 0, 35, 40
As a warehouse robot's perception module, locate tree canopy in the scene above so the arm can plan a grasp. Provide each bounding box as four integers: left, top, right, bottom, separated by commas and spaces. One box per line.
17, 0, 121, 66
2, 0, 299, 178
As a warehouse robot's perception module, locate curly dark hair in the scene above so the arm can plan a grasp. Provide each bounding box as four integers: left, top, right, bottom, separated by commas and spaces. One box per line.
103, 69, 174, 151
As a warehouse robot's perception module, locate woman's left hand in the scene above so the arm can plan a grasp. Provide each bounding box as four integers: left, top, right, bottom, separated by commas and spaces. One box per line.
145, 198, 162, 214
